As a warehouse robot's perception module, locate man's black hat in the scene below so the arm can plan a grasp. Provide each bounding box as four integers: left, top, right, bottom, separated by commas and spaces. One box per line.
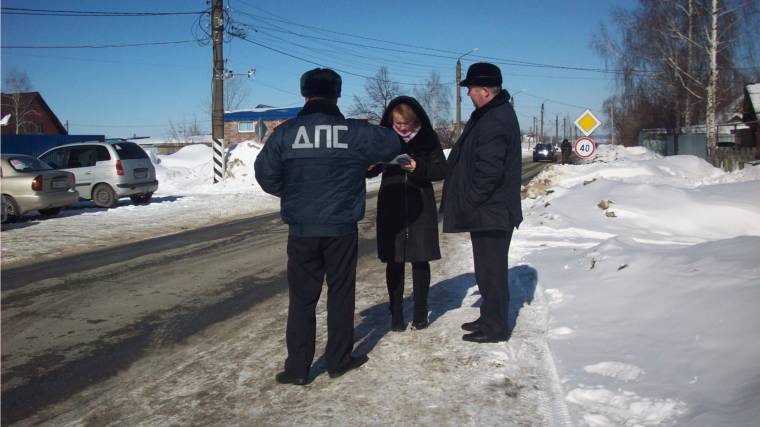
300, 68, 342, 98
459, 62, 502, 87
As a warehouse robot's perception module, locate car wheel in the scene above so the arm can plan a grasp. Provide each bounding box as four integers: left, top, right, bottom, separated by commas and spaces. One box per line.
130, 192, 153, 205
38, 207, 62, 216
93, 184, 119, 208
3, 196, 20, 223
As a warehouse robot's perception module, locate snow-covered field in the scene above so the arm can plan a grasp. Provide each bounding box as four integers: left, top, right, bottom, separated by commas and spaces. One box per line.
2, 142, 759, 426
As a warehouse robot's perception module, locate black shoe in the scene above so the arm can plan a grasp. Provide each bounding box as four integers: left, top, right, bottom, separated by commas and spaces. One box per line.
411, 315, 428, 330
329, 354, 369, 379
391, 312, 406, 332
275, 371, 308, 385
412, 309, 428, 330
411, 320, 428, 330
462, 330, 506, 343
461, 319, 483, 332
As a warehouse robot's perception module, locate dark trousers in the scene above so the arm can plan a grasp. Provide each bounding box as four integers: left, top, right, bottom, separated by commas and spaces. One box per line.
386, 261, 430, 319
470, 229, 513, 339
285, 233, 358, 378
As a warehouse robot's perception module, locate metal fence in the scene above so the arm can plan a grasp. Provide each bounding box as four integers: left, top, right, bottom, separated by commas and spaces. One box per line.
707, 147, 758, 172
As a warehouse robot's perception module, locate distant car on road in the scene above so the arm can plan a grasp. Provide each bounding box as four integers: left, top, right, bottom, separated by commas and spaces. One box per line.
1, 154, 79, 223
533, 143, 557, 162
39, 141, 159, 208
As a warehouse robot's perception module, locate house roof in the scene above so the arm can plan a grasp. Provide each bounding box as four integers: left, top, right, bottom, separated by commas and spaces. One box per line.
0, 92, 67, 134
224, 106, 302, 121
746, 84, 760, 115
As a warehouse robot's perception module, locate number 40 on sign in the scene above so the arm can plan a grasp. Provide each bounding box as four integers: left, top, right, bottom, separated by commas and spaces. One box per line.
574, 137, 596, 159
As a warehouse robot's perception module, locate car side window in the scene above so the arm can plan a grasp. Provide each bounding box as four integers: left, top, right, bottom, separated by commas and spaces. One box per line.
95, 146, 111, 162
67, 147, 96, 168
40, 149, 65, 169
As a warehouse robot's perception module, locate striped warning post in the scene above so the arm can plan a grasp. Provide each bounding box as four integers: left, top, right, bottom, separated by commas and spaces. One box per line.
212, 138, 226, 183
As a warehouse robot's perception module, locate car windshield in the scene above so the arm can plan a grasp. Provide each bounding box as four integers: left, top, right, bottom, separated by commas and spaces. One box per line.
111, 142, 149, 160
7, 156, 53, 172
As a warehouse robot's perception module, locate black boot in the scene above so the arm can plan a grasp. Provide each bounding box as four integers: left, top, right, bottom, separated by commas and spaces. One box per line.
411, 308, 428, 330
387, 262, 406, 332
391, 310, 407, 332
411, 262, 430, 330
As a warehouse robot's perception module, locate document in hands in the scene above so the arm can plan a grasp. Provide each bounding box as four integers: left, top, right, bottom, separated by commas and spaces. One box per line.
387, 154, 412, 165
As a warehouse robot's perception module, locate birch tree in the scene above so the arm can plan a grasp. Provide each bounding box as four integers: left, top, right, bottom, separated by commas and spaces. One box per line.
1, 67, 39, 134
413, 70, 452, 129
592, 0, 758, 148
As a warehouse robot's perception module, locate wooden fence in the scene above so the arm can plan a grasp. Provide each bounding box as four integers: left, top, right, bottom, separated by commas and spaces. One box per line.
707, 147, 758, 172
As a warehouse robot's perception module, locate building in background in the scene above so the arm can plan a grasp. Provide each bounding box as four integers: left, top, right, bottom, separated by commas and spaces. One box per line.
1, 92, 67, 136
224, 105, 301, 146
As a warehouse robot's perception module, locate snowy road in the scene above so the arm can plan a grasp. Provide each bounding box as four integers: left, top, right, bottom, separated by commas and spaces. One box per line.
1, 157, 569, 426
7, 220, 567, 427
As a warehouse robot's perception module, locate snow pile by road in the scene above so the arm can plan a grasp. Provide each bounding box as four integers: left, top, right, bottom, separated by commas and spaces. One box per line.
514, 145, 760, 426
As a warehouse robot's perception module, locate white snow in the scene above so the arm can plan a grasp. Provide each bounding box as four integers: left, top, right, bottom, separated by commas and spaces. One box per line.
2, 142, 760, 426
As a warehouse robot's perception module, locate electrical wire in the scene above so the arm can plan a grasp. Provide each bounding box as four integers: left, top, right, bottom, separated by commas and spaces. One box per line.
3, 40, 197, 49
0, 7, 204, 17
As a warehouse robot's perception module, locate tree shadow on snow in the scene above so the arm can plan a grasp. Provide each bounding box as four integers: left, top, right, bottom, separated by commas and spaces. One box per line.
308, 265, 538, 380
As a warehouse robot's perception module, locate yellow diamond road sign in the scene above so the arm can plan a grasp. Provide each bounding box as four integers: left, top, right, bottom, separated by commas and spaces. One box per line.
574, 109, 601, 137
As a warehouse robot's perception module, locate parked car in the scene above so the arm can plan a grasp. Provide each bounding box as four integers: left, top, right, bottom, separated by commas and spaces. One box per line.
1, 154, 79, 223
39, 141, 159, 208
533, 143, 557, 162
1, 166, 6, 223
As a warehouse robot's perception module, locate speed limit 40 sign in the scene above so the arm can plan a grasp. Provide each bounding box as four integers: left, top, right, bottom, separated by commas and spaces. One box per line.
574, 137, 596, 159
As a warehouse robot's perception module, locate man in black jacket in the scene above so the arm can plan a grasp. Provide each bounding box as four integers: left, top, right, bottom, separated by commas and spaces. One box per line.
440, 62, 523, 343
561, 138, 572, 164
255, 68, 400, 384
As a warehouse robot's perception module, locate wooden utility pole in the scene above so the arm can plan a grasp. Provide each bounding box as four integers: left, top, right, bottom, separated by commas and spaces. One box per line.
611, 105, 615, 145
540, 103, 544, 143
555, 115, 558, 145
455, 59, 462, 138
211, 0, 225, 183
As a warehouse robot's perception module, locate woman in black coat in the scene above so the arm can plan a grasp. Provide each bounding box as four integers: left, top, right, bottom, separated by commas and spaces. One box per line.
367, 96, 447, 331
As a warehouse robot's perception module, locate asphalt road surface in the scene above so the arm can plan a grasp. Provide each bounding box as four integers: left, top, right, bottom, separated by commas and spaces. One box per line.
1, 157, 551, 425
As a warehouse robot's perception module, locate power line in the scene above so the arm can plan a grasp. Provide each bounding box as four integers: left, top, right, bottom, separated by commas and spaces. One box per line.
2, 40, 197, 49
233, 6, 633, 76
0, 7, 204, 17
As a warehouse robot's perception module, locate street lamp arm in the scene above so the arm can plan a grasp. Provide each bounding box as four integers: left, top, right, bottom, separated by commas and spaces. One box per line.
457, 47, 479, 61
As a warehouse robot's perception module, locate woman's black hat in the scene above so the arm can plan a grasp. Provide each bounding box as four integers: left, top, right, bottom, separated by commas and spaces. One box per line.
459, 62, 502, 87
300, 68, 342, 98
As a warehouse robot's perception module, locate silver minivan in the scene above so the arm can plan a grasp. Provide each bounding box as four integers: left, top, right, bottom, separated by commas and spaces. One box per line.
39, 141, 159, 208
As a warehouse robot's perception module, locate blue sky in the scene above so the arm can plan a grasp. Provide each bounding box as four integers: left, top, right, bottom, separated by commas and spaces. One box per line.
1, 0, 637, 139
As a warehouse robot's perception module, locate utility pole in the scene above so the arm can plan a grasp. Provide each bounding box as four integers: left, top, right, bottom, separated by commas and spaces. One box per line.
455, 60, 462, 138
211, 0, 226, 183
611, 105, 615, 145
555, 114, 559, 145
455, 48, 478, 139
540, 103, 544, 143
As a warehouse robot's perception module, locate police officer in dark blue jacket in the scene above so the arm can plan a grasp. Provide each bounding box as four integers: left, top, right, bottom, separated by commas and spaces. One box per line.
255, 68, 400, 385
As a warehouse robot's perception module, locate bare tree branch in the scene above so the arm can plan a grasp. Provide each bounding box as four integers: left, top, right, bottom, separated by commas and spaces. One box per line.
347, 66, 405, 124
1, 66, 40, 134
202, 76, 252, 115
